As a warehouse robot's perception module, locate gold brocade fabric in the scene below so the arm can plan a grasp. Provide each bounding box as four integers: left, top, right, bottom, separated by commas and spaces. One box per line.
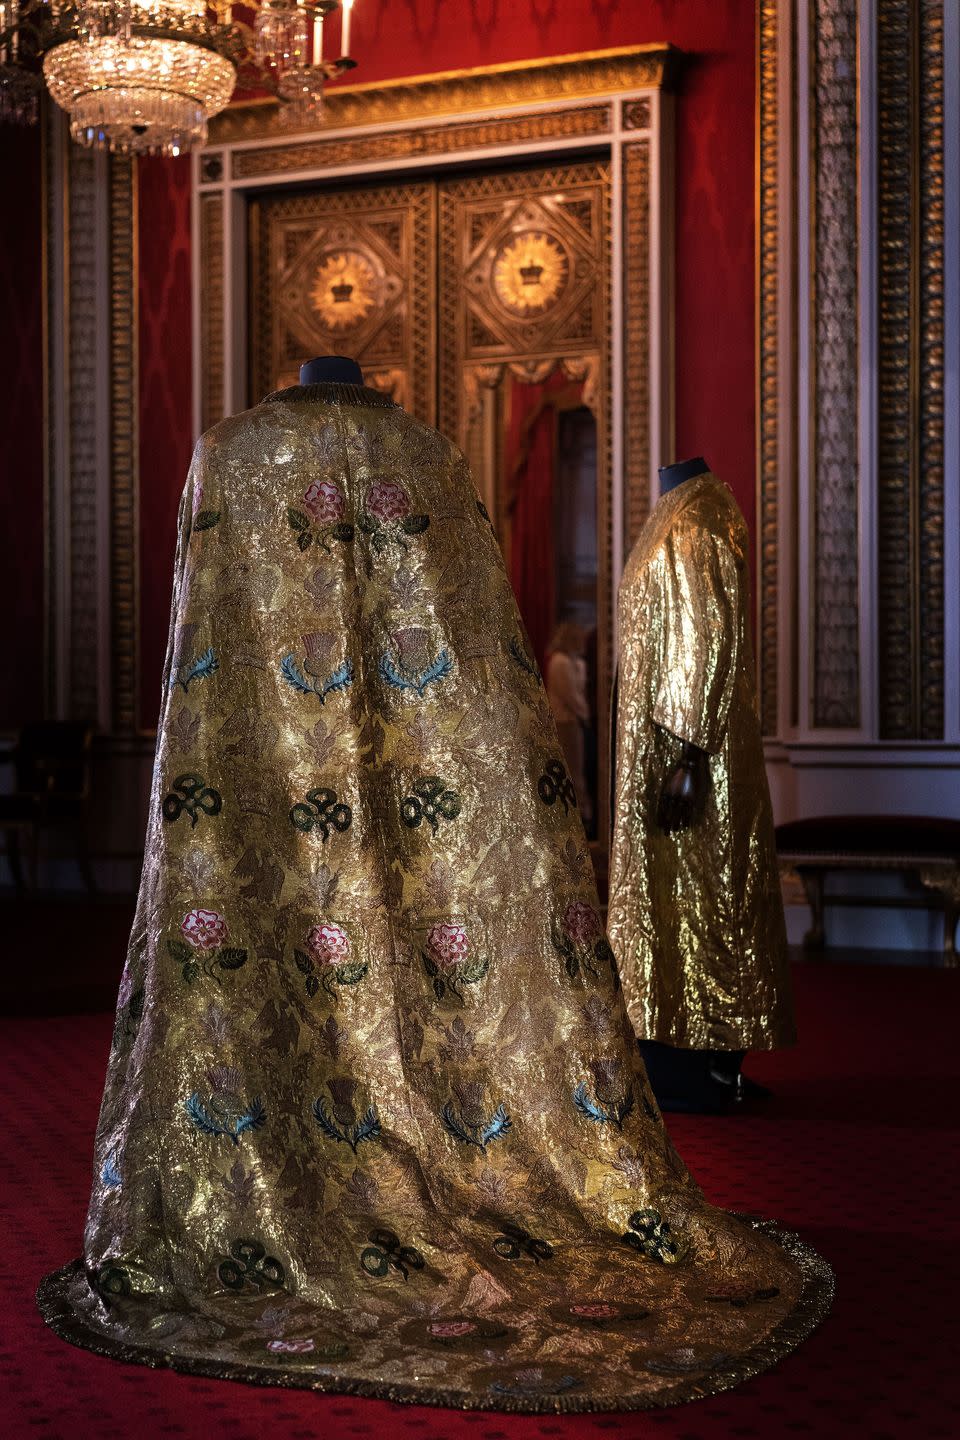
608, 475, 796, 1053
38, 398, 828, 1411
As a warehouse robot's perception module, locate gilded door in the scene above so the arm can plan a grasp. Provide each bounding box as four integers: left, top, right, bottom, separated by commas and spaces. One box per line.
249, 181, 436, 421
249, 160, 612, 843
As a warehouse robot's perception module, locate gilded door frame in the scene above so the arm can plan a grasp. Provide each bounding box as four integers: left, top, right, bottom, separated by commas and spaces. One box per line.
193, 46, 678, 842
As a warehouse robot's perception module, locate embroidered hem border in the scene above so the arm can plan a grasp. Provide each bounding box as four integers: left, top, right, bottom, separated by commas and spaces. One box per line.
35, 1216, 834, 1414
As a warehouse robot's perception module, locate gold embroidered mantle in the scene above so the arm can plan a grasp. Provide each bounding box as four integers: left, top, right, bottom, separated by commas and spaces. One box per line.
38, 398, 825, 1410
609, 474, 796, 1052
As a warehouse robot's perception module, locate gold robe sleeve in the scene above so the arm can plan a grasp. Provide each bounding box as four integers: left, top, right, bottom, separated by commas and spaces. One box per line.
650, 525, 740, 756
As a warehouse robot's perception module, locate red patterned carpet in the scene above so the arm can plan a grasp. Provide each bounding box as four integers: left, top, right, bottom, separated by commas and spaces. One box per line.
1, 958, 956, 1440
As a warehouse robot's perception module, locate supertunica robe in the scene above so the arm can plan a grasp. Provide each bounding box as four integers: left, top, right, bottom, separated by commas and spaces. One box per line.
609, 473, 796, 1053
38, 391, 825, 1411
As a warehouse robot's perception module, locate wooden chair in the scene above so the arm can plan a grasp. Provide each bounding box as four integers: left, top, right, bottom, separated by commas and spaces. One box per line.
0, 722, 95, 893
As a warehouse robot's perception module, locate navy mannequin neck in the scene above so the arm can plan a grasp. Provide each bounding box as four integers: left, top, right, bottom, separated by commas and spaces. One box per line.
299, 355, 364, 385
658, 456, 709, 495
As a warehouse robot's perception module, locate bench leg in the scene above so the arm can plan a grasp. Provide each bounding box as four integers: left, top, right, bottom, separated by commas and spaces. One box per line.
798, 868, 826, 951
943, 899, 958, 969
919, 869, 960, 968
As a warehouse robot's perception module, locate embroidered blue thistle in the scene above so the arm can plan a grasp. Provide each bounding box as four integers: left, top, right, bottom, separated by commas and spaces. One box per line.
379, 648, 453, 697
185, 1092, 266, 1145
100, 1152, 122, 1188
281, 654, 354, 703
441, 1100, 512, 1153
313, 1097, 381, 1153
172, 646, 219, 694
573, 1080, 635, 1131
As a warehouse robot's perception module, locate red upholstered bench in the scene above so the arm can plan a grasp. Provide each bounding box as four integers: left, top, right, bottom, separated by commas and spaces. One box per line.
775, 815, 960, 967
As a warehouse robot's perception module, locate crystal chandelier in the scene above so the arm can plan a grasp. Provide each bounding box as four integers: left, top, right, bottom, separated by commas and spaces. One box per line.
0, 0, 358, 155
0, 1, 42, 124
255, 0, 355, 123
43, 1, 237, 155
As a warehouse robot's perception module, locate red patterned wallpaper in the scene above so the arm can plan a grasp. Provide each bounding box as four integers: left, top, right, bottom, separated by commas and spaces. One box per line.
0, 125, 44, 729
137, 154, 193, 730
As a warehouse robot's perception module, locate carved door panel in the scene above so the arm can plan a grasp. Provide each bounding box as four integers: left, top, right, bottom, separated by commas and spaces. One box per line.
249, 181, 436, 421
438, 161, 612, 840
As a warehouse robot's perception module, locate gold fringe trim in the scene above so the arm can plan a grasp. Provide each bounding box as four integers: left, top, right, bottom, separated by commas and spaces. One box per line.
262, 382, 400, 409
35, 1216, 834, 1414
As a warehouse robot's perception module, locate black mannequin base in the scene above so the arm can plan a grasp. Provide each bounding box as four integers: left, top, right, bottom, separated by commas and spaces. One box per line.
640, 1041, 772, 1114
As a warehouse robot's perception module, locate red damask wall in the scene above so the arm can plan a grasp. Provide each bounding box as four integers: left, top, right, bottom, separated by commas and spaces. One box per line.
138, 155, 193, 729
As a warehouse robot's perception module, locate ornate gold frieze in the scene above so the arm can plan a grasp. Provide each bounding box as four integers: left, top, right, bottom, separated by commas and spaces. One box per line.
810, 0, 860, 729
622, 140, 650, 555
877, 0, 945, 740
211, 45, 675, 145
230, 104, 612, 181
109, 156, 139, 733
199, 193, 224, 433
757, 0, 780, 737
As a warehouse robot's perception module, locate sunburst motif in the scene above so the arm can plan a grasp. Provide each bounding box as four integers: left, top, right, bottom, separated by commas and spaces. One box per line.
492, 232, 568, 315
310, 251, 378, 330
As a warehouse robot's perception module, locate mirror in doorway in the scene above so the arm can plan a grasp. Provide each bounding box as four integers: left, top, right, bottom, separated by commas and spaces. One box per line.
468, 364, 599, 838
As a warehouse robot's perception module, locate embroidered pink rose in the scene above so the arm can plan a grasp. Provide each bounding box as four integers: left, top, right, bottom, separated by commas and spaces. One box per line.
306, 922, 351, 966
562, 901, 602, 946
570, 1302, 618, 1319
429, 1319, 476, 1338
181, 909, 228, 951
366, 478, 410, 522
192, 482, 203, 517
303, 479, 345, 525
426, 922, 469, 968
267, 1338, 315, 1353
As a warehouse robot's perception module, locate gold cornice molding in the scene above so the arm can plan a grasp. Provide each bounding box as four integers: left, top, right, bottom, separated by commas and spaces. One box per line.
208, 44, 678, 144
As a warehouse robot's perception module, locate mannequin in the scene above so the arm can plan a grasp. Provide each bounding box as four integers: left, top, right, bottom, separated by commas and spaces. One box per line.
37, 390, 827, 1407
609, 456, 795, 1113
299, 354, 364, 386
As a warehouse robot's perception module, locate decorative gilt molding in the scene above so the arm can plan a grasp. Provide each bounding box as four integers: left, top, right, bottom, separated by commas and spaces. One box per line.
757, 0, 780, 737
622, 98, 652, 131
622, 140, 650, 555
65, 146, 102, 724
809, 0, 860, 729
877, 0, 916, 738
918, 0, 945, 740
199, 193, 224, 432
231, 105, 612, 181
877, 0, 945, 739
109, 156, 139, 734
210, 45, 676, 144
